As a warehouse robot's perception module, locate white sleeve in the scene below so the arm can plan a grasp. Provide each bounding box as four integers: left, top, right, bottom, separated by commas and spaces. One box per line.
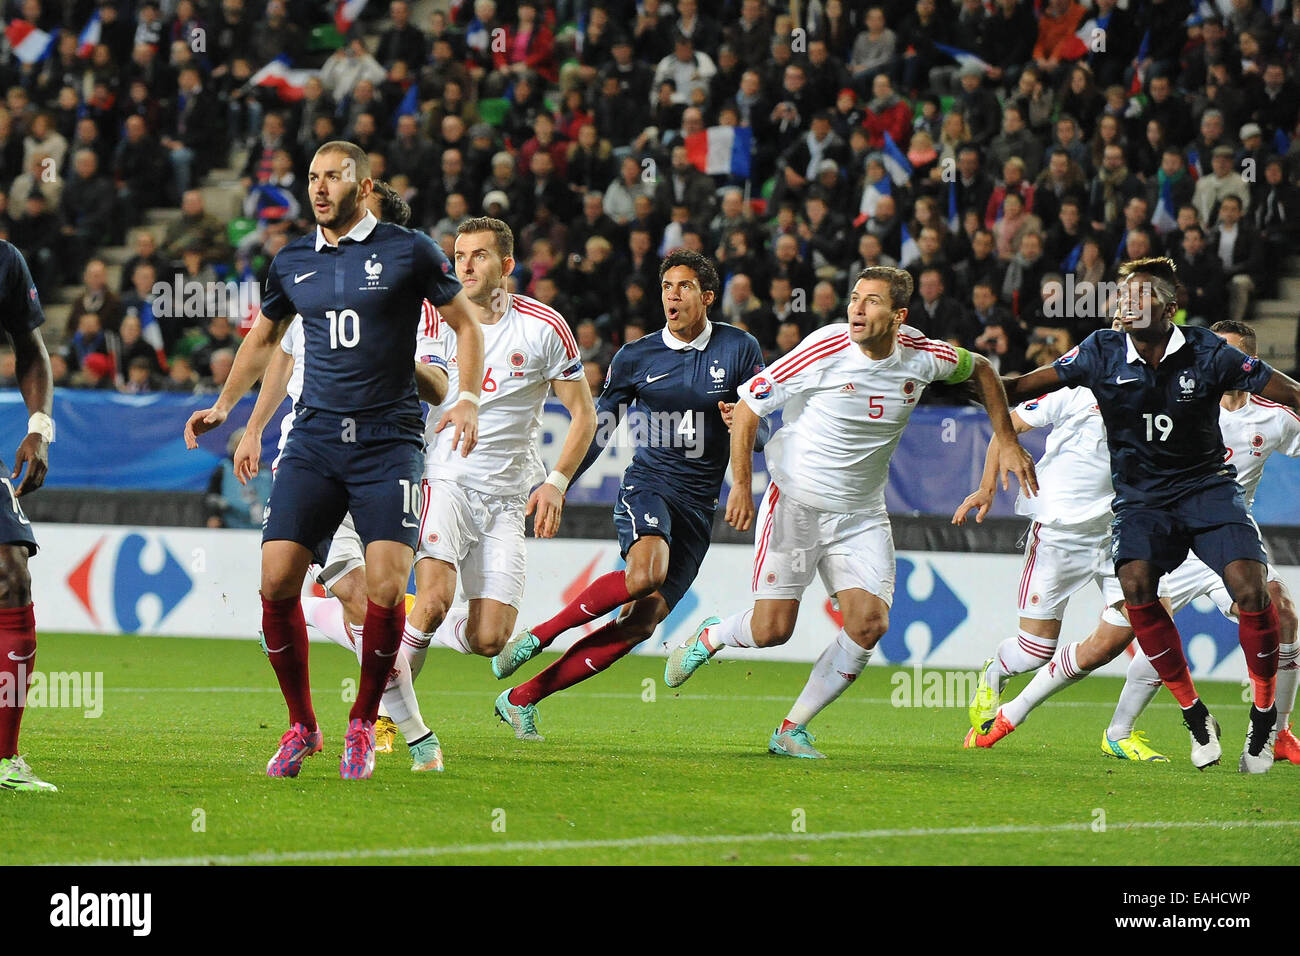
279, 315, 301, 355
741, 327, 842, 416
536, 309, 584, 382
1279, 406, 1300, 458
415, 300, 448, 370
1015, 388, 1068, 429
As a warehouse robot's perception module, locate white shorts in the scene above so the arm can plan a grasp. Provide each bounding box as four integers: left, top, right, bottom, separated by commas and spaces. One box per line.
316, 511, 365, 592
1161, 555, 1283, 621
751, 482, 895, 604
1017, 519, 1123, 622
415, 478, 527, 608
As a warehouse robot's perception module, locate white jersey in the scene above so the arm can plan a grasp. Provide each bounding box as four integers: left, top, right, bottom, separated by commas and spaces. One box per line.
275, 305, 442, 461
741, 323, 965, 514
1013, 386, 1113, 528
1219, 394, 1300, 506
423, 293, 584, 497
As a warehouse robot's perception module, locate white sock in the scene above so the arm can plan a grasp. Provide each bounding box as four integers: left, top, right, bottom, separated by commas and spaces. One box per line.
346, 623, 364, 664
380, 649, 430, 745
429, 605, 471, 657
302, 595, 352, 650
1002, 642, 1088, 727
987, 630, 1057, 690
711, 609, 756, 648
1107, 647, 1162, 741
1275, 641, 1298, 731
785, 629, 873, 726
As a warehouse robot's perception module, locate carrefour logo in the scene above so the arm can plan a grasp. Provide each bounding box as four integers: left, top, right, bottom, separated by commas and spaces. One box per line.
68, 534, 193, 632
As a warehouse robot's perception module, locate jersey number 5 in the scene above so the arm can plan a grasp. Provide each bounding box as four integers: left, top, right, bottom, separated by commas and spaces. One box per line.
327, 309, 361, 349
1143, 413, 1173, 442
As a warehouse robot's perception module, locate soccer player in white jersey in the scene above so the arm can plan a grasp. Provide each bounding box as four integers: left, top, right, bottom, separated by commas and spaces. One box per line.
664, 266, 1038, 758
968, 321, 1300, 769
954, 317, 1158, 758
372, 216, 597, 757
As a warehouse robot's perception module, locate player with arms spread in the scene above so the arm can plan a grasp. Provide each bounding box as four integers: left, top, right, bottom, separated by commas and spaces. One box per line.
0, 241, 54, 791
184, 142, 485, 780
1003, 257, 1300, 772
489, 250, 768, 740
664, 266, 1037, 758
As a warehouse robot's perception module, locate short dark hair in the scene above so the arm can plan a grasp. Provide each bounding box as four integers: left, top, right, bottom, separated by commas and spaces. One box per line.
659, 249, 720, 300
1210, 319, 1257, 354
370, 180, 410, 225
1182, 224, 1205, 238
854, 266, 913, 309
314, 140, 370, 182
1117, 255, 1178, 307
456, 216, 515, 259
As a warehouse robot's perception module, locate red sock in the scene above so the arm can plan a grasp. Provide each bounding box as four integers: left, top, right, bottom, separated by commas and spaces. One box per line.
350, 599, 404, 723
1126, 600, 1199, 708
509, 620, 635, 707
0, 604, 35, 759
531, 571, 631, 647
262, 595, 315, 729
1239, 603, 1280, 709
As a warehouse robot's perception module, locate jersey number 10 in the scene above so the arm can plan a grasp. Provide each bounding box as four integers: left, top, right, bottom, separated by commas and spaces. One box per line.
327, 309, 361, 349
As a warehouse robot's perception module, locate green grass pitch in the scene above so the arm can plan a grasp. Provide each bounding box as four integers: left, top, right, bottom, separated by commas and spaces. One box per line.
4, 633, 1298, 866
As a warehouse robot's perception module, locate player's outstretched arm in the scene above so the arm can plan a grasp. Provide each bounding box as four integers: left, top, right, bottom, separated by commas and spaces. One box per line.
725, 399, 762, 532
1001, 362, 1069, 405
183, 313, 286, 449
1258, 369, 1300, 410
526, 377, 598, 539
8, 324, 52, 496
952, 411, 1033, 525
971, 354, 1038, 497
431, 290, 485, 457
233, 344, 294, 485
414, 363, 449, 405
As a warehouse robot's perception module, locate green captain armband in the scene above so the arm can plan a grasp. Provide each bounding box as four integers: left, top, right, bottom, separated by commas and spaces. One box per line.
942, 347, 974, 385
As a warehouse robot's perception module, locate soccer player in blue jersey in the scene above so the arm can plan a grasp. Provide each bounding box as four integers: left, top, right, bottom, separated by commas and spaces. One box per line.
489, 250, 768, 740
184, 142, 485, 780
0, 241, 55, 791
1002, 257, 1300, 772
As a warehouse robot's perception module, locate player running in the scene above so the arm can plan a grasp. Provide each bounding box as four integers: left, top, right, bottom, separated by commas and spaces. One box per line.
664, 266, 1038, 758
968, 321, 1300, 764
368, 216, 597, 756
184, 142, 485, 780
1002, 257, 1300, 772
0, 241, 55, 791
489, 250, 768, 740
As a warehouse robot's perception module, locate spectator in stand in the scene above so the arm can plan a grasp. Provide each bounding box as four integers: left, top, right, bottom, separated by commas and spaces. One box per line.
376, 1, 427, 69
194, 347, 236, 396
993, 191, 1043, 261
165, 355, 198, 392
981, 0, 1038, 90
1210, 194, 1264, 323
120, 230, 169, 296
773, 319, 803, 358
294, 77, 337, 154
910, 268, 976, 347
969, 280, 1027, 374
320, 35, 387, 101
1031, 0, 1085, 87
575, 320, 615, 370
10, 192, 60, 295
9, 152, 62, 217
163, 191, 229, 264
119, 357, 161, 394
63, 311, 115, 375
605, 155, 653, 226
1252, 156, 1300, 297
653, 145, 716, 221
72, 352, 116, 390
861, 74, 911, 151
808, 281, 841, 330
1088, 143, 1142, 233
60, 150, 117, 283
719, 272, 765, 328
68, 259, 125, 337
190, 315, 241, 379
653, 32, 717, 107
161, 65, 221, 203
985, 157, 1037, 230
121, 260, 171, 356
1173, 224, 1227, 326
583, 361, 605, 397
1001, 228, 1050, 317
114, 314, 165, 376
206, 427, 271, 529
1194, 144, 1252, 227
848, 7, 896, 94
987, 104, 1045, 180
48, 353, 70, 389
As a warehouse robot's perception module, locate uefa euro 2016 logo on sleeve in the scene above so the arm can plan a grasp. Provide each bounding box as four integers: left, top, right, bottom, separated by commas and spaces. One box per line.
751, 377, 773, 400
1056, 346, 1080, 367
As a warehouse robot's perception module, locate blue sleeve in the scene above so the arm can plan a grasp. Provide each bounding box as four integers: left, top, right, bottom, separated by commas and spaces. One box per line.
260, 253, 293, 322
0, 243, 44, 335
1052, 332, 1101, 388
1214, 341, 1275, 394
413, 231, 463, 307
572, 345, 639, 484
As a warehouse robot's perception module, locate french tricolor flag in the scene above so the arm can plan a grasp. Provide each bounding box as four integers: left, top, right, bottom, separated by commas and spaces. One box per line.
248, 57, 319, 102
685, 125, 753, 178
882, 132, 913, 187
855, 175, 890, 225
77, 11, 101, 58
334, 0, 369, 34
899, 224, 920, 268
5, 20, 56, 65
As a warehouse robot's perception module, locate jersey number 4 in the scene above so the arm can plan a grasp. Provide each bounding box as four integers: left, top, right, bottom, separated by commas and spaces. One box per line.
327, 309, 361, 349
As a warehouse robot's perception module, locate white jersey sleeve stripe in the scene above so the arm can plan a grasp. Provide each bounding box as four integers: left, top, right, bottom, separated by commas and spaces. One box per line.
769, 331, 850, 381
772, 334, 851, 383
513, 296, 578, 358
898, 334, 958, 364
1250, 395, 1300, 422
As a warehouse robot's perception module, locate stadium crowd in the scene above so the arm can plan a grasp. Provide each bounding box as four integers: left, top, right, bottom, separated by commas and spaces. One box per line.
1, 0, 1299, 396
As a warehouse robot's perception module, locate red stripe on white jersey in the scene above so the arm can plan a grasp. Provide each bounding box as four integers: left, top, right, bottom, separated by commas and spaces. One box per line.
752, 483, 780, 592
417, 478, 432, 546
1018, 522, 1041, 610
1250, 395, 1300, 422
769, 332, 851, 381
772, 335, 851, 383
513, 295, 579, 359
898, 335, 959, 363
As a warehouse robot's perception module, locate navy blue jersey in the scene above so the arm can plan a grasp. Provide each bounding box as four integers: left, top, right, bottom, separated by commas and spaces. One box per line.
0, 240, 45, 337
575, 321, 767, 510
1053, 325, 1274, 509
260, 212, 461, 435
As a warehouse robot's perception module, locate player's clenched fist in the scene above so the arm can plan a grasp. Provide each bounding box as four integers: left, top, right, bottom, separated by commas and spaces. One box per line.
183, 405, 228, 449
435, 399, 478, 456
725, 482, 755, 531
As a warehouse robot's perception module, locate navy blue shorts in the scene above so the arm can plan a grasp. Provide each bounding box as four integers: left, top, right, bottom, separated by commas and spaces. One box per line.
613, 481, 713, 611
0, 472, 36, 555
263, 412, 425, 553
1111, 480, 1267, 577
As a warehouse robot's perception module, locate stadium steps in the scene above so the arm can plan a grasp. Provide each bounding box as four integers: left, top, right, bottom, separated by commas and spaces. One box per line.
1248, 259, 1300, 372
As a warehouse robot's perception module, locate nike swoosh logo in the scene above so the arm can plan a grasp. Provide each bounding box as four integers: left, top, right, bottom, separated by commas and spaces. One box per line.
1147, 648, 1171, 660
580, 603, 594, 616
1259, 651, 1278, 658
646, 373, 670, 383
402, 519, 418, 528
265, 644, 289, 654
375, 648, 399, 658
6, 650, 34, 662
1115, 375, 1140, 384
585, 657, 599, 671
294, 271, 317, 283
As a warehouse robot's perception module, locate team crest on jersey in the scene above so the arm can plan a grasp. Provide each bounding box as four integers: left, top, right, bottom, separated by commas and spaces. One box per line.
427, 532, 439, 544
362, 254, 388, 290
1253, 434, 1265, 450
1029, 593, 1040, 605
1178, 371, 1196, 400
509, 350, 526, 369
902, 381, 916, 395
708, 361, 727, 392
751, 376, 772, 399
766, 571, 777, 585
1056, 346, 1079, 366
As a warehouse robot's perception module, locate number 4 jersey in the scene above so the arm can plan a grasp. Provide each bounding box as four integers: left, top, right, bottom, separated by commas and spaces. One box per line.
422, 293, 585, 497
740, 323, 974, 515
